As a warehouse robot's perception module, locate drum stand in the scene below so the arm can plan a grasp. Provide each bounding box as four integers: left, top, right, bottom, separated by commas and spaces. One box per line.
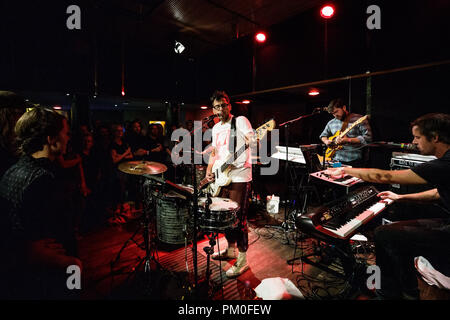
196, 232, 221, 298
110, 178, 163, 296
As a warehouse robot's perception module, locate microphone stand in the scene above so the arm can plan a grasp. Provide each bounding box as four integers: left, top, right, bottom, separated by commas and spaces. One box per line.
187, 115, 216, 298
271, 113, 316, 243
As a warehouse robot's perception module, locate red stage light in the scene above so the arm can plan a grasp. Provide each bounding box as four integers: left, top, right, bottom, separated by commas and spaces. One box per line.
200, 105, 208, 109
241, 100, 251, 104
308, 89, 320, 96
121, 90, 125, 96
255, 32, 266, 43
320, 5, 335, 19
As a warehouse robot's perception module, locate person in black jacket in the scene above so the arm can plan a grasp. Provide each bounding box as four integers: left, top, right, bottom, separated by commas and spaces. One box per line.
0, 107, 82, 299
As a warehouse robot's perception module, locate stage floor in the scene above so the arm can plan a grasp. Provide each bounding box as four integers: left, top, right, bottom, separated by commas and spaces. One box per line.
78, 204, 376, 300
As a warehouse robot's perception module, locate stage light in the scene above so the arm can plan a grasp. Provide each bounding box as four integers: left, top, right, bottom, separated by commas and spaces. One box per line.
201, 105, 208, 109
255, 32, 267, 43
241, 100, 251, 104
121, 90, 125, 96
174, 40, 185, 54
320, 5, 335, 19
308, 89, 320, 96
53, 105, 62, 110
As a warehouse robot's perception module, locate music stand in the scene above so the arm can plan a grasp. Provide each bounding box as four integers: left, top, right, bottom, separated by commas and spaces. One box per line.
265, 114, 316, 244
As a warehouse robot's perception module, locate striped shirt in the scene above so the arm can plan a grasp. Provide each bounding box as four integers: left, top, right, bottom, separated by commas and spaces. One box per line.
319, 113, 372, 163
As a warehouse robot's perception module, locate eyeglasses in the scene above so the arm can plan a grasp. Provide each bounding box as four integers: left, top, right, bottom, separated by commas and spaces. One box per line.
212, 103, 229, 110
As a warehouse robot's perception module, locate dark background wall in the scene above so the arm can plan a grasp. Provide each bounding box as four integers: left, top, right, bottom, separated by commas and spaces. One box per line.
1, 0, 449, 149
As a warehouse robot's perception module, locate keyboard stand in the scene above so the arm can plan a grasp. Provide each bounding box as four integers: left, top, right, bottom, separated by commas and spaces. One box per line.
289, 239, 357, 280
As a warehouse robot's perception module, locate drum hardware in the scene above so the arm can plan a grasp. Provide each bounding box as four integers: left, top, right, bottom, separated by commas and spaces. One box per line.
110, 162, 168, 294
118, 160, 167, 176
195, 193, 238, 299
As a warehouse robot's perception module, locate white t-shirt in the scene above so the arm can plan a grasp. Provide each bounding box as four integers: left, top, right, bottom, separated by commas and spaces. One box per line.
211, 115, 253, 183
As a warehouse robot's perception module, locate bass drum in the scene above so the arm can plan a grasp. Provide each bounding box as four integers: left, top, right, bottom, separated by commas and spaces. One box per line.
197, 197, 239, 233
154, 189, 190, 245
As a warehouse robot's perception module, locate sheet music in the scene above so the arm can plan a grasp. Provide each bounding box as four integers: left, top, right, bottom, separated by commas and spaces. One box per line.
271, 146, 306, 164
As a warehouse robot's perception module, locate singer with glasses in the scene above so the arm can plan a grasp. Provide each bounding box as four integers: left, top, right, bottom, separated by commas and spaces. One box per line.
326, 113, 450, 300
319, 98, 373, 167
205, 90, 254, 278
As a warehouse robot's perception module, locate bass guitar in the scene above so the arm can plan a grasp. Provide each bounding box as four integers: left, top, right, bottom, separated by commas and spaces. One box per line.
199, 119, 276, 196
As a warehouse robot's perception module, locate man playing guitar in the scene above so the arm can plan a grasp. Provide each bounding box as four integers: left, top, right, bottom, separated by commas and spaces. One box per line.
320, 98, 372, 167
205, 90, 254, 278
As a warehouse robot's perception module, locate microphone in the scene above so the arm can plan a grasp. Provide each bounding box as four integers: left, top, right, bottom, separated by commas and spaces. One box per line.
373, 142, 419, 151
202, 114, 217, 122
313, 107, 328, 113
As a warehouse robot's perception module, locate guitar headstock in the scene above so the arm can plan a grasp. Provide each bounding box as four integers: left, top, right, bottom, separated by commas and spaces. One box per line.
255, 119, 276, 140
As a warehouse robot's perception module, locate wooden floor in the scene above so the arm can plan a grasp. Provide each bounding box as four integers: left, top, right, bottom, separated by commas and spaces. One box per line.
78, 203, 377, 300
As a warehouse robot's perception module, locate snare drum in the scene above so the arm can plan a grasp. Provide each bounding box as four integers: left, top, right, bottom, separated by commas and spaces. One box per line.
154, 189, 190, 244
197, 197, 239, 233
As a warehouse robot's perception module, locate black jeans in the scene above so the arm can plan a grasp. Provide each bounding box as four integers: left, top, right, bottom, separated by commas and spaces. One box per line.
219, 182, 252, 252
374, 218, 450, 298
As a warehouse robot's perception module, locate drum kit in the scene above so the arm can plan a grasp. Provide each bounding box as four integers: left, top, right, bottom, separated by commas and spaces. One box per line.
111, 160, 240, 297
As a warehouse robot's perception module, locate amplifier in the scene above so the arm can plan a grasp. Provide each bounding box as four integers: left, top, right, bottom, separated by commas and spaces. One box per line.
390, 152, 435, 189
390, 152, 436, 169
389, 152, 446, 220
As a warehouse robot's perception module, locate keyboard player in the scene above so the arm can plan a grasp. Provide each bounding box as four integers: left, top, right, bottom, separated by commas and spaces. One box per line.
326, 113, 450, 300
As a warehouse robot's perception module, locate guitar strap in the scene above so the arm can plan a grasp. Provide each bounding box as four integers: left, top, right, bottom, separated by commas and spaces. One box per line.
340, 112, 351, 133
229, 116, 237, 161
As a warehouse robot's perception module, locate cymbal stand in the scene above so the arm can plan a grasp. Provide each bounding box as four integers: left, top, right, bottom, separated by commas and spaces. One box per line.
126, 180, 163, 293
110, 175, 149, 271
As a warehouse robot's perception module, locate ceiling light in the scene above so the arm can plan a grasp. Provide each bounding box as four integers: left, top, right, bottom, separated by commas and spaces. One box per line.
320, 5, 335, 19
174, 40, 185, 54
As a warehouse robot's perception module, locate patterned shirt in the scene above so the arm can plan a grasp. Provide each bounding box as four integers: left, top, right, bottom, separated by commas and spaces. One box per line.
319, 113, 372, 163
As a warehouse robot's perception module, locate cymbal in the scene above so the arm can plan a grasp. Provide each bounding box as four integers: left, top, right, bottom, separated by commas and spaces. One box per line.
118, 161, 167, 175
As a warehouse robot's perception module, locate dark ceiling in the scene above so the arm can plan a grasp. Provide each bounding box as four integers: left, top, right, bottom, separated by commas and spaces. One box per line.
91, 0, 324, 56
2, 0, 450, 112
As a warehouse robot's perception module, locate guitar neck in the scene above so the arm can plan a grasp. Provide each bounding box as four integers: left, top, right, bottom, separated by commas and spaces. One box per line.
220, 143, 247, 172
338, 115, 367, 138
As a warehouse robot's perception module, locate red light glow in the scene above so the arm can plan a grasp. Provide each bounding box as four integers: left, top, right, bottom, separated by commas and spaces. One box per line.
320, 5, 335, 18
200, 105, 208, 109
255, 32, 266, 43
308, 89, 320, 96
241, 100, 251, 104
121, 90, 125, 96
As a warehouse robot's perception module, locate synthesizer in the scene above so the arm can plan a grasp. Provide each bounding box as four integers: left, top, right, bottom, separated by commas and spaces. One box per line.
310, 169, 363, 187
296, 186, 393, 241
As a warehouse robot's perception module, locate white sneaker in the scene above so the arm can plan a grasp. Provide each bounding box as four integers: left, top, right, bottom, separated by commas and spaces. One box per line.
226, 260, 249, 278
212, 247, 236, 260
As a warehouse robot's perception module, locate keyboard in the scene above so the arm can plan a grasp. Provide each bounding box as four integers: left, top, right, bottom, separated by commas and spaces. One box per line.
310, 169, 363, 187
297, 186, 393, 240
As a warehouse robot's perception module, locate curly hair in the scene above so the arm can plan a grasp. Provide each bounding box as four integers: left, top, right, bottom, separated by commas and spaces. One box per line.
411, 113, 450, 144
15, 107, 67, 155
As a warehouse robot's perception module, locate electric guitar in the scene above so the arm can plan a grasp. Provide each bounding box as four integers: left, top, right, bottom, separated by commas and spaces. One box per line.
199, 119, 276, 196
324, 115, 368, 160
